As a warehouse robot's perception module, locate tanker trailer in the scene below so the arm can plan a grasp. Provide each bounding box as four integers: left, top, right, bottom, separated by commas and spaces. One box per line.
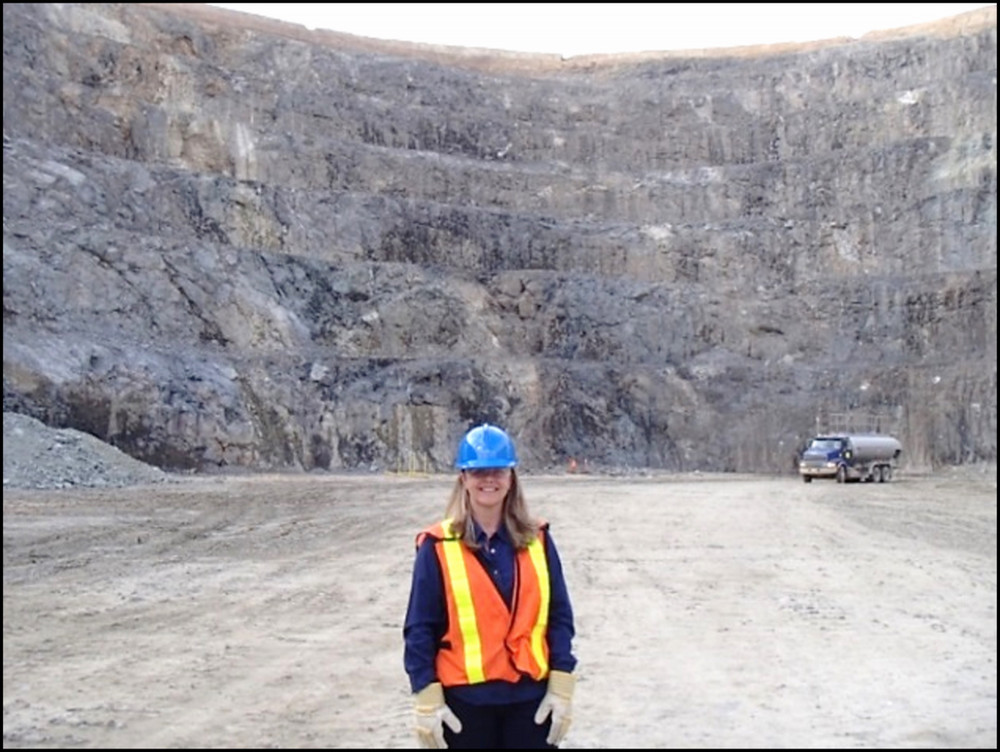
798, 434, 902, 483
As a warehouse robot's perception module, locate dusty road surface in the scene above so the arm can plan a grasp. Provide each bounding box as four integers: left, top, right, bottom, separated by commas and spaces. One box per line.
3, 469, 996, 749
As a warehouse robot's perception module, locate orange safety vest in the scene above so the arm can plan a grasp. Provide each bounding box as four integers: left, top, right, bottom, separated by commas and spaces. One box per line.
416, 518, 552, 687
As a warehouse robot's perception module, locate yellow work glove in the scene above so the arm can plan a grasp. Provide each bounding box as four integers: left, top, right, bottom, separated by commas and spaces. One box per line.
414, 681, 462, 749
533, 670, 575, 746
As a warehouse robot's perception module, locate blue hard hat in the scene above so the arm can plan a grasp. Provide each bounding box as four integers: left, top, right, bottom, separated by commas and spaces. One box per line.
455, 423, 519, 469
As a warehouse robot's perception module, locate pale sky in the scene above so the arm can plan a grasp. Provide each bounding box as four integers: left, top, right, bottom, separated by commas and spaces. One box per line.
208, 3, 993, 57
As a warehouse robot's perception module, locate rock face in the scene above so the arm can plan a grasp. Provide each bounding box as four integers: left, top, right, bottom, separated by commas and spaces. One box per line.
2, 3, 996, 474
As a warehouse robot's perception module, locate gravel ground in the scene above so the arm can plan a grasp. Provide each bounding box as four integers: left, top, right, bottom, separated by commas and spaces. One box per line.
3, 469, 995, 749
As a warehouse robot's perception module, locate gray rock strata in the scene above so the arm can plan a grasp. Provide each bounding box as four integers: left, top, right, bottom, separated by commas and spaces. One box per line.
2, 3, 996, 475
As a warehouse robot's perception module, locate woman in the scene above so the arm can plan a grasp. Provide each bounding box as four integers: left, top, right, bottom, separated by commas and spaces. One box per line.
403, 423, 578, 749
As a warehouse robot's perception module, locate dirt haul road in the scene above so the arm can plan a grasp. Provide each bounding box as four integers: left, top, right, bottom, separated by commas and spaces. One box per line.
3, 469, 996, 749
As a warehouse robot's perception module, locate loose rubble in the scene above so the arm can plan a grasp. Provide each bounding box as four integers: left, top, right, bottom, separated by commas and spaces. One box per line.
3, 412, 169, 489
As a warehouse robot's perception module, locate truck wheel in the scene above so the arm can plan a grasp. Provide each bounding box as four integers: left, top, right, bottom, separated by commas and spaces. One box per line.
802, 475, 812, 483
882, 466, 892, 482
836, 466, 847, 483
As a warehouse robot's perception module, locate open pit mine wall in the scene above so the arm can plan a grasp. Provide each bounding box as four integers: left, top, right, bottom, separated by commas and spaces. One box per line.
2, 3, 996, 473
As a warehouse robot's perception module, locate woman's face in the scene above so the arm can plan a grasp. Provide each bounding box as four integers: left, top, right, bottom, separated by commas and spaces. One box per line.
461, 467, 512, 513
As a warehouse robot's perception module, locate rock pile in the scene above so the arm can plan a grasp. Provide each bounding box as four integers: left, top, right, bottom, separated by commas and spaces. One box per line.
3, 412, 168, 490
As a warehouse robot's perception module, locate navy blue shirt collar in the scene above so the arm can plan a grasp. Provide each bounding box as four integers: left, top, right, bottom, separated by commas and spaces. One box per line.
471, 518, 510, 546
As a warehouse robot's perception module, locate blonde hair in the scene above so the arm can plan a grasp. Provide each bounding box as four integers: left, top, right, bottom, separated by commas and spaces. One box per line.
443, 469, 541, 549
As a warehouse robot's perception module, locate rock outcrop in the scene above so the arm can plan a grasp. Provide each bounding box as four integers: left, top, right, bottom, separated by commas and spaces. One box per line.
3, 3, 996, 473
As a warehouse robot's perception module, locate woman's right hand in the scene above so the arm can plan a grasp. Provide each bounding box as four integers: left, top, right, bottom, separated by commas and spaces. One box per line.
414, 682, 462, 748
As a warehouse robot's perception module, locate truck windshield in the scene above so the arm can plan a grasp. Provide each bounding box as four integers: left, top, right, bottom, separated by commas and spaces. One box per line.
808, 439, 842, 450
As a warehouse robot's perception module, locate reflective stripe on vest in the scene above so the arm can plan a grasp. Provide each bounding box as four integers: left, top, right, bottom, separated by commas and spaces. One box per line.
428, 517, 550, 686
526, 536, 550, 675
440, 523, 486, 684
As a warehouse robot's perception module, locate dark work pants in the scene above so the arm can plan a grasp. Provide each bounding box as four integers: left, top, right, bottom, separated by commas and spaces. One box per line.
443, 695, 557, 749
